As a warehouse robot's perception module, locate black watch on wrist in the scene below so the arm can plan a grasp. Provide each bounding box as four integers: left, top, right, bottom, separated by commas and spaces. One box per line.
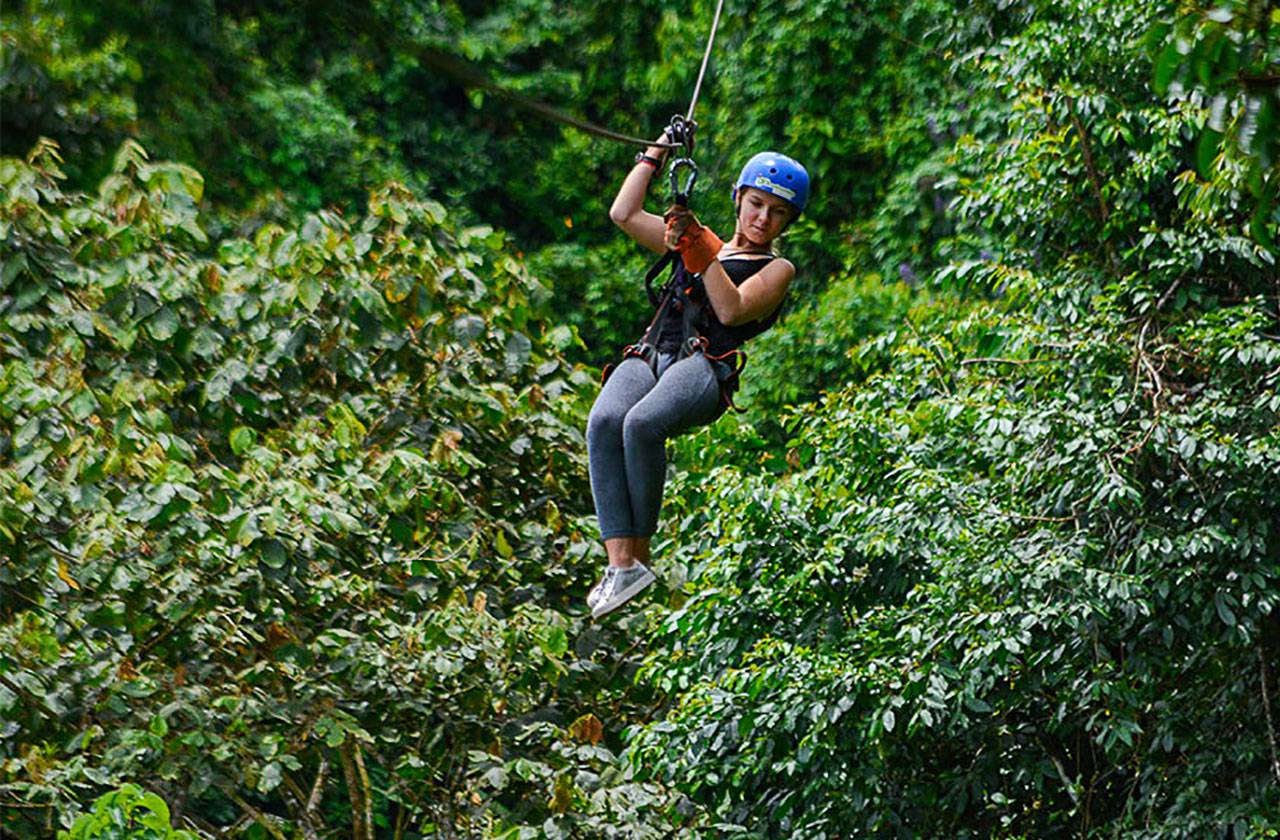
635, 152, 663, 168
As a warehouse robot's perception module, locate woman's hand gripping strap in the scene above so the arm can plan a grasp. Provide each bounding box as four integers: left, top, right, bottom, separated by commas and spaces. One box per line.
664, 205, 722, 274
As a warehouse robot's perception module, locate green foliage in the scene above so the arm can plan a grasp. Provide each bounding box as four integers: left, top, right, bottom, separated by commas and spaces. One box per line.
0, 8, 140, 186
5, 0, 1280, 835
524, 239, 656, 360
626, 0, 1280, 835
736, 273, 917, 423
59, 784, 195, 840
0, 141, 696, 836
1148, 0, 1280, 250
2, 0, 984, 376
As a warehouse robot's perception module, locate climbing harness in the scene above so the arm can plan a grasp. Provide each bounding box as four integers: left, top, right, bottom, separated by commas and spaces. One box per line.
599, 109, 759, 415
408, 0, 751, 410
592, 0, 775, 414
600, 242, 760, 414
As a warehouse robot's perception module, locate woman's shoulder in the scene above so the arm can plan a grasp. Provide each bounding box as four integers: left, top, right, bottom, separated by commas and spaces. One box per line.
766, 256, 796, 280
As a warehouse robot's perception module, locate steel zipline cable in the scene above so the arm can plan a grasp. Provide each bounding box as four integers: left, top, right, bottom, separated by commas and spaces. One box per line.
685, 0, 727, 125
398, 0, 727, 150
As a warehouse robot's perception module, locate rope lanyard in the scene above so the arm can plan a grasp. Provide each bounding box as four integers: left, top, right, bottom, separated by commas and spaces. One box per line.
404, 46, 680, 148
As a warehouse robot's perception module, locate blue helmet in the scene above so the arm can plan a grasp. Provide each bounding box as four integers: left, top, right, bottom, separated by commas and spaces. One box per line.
733, 151, 810, 214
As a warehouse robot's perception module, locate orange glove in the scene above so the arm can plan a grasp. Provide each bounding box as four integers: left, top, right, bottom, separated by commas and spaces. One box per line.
664, 206, 722, 274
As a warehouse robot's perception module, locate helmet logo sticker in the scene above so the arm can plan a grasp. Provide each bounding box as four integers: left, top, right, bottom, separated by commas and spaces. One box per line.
753, 176, 795, 201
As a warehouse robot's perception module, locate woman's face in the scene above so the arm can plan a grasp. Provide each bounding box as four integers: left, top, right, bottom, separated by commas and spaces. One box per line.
736, 187, 795, 246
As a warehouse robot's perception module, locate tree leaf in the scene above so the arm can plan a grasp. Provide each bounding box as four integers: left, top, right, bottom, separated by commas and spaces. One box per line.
147, 306, 179, 341
541, 626, 568, 658
1153, 41, 1182, 95
258, 761, 283, 793
229, 426, 257, 455
1196, 128, 1223, 178
299, 276, 323, 311
1214, 591, 1236, 627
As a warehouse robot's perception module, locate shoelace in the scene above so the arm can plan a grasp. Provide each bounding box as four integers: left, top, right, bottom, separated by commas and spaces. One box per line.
600, 568, 622, 601
593, 567, 617, 599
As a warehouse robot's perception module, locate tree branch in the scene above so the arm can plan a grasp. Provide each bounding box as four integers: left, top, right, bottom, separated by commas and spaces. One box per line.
280, 770, 319, 840
958, 356, 1053, 366
0, 672, 59, 720
1049, 749, 1082, 808
307, 755, 329, 819
354, 742, 375, 840
1063, 94, 1110, 224
1259, 643, 1280, 786
903, 313, 952, 394
339, 740, 373, 840
1156, 273, 1186, 312
215, 783, 288, 840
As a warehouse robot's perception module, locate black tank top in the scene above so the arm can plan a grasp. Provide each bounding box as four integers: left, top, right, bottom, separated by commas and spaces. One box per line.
655, 256, 784, 354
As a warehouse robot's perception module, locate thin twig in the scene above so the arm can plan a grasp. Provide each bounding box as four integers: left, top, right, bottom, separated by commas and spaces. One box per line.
280, 771, 319, 840
1259, 643, 1280, 786
1063, 95, 1110, 224
135, 604, 202, 659
0, 672, 59, 720
1123, 318, 1166, 457
1047, 746, 1082, 808
1005, 509, 1076, 524
902, 314, 952, 395
1136, 331, 1165, 405
1155, 274, 1186, 312
179, 811, 225, 838
9, 586, 130, 659
958, 356, 1053, 366
855, 10, 947, 60
215, 783, 288, 840
361, 741, 428, 826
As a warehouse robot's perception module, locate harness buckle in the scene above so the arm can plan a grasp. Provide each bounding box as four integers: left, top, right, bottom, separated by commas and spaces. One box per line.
623, 342, 655, 364
681, 335, 708, 359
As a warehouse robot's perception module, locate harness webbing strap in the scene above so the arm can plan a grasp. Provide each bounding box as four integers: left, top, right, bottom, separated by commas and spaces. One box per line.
644, 250, 677, 307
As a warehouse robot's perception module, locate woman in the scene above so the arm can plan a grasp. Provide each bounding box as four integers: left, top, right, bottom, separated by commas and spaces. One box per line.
585, 130, 810, 619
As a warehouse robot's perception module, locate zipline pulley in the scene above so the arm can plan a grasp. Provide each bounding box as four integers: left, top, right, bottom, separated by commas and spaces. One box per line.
663, 113, 699, 206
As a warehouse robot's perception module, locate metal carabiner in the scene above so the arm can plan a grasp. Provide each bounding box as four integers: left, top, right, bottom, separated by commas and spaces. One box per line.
669, 157, 699, 206
662, 113, 699, 205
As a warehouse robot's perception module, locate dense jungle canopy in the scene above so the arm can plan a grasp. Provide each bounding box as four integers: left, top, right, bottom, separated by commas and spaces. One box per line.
2, 0, 1280, 837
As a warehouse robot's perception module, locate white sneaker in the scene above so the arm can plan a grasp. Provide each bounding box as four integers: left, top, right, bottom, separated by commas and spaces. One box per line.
587, 567, 617, 610
590, 562, 656, 619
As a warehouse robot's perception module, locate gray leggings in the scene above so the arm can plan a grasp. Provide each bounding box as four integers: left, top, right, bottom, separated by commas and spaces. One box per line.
587, 351, 725, 540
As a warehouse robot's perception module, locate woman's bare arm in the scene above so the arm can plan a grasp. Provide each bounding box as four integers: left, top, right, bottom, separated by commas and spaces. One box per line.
608, 135, 671, 255
700, 257, 795, 327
